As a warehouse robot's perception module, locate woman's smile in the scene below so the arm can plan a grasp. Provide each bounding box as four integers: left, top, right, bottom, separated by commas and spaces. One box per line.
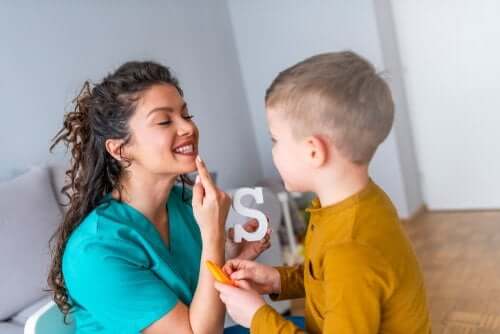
172, 139, 197, 156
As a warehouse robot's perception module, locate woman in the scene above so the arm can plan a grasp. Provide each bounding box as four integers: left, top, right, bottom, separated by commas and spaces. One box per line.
48, 61, 270, 334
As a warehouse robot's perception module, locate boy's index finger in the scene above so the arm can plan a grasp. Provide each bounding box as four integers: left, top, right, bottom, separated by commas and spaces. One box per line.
214, 281, 231, 293
222, 263, 234, 276
214, 281, 239, 294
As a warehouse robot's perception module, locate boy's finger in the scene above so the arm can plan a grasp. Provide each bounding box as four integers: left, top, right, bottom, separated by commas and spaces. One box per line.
234, 279, 252, 291
218, 292, 229, 305
214, 281, 238, 295
213, 281, 223, 292
230, 268, 253, 281
222, 263, 234, 276
225, 259, 251, 272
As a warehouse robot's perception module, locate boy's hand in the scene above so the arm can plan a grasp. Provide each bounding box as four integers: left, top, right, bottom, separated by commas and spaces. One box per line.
223, 259, 281, 295
214, 280, 266, 328
225, 219, 272, 261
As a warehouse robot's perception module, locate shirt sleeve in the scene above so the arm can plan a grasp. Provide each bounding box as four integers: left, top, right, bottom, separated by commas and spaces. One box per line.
251, 265, 306, 334
321, 242, 393, 334
63, 236, 179, 333
251, 305, 305, 334
252, 243, 393, 334
269, 265, 305, 301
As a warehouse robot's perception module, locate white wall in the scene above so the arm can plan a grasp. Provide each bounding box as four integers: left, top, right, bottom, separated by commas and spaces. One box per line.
373, 0, 424, 216
0, 0, 262, 189
390, 0, 500, 210
227, 0, 423, 218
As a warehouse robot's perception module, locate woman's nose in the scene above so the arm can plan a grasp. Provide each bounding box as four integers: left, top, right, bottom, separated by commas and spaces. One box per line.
177, 118, 195, 136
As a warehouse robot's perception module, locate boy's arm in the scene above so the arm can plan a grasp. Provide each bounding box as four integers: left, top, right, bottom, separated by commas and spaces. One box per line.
249, 265, 306, 334
269, 264, 305, 301
251, 305, 305, 334
251, 243, 392, 334
321, 242, 393, 333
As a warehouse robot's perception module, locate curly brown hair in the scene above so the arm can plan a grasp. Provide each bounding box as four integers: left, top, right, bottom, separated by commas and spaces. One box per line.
48, 61, 193, 319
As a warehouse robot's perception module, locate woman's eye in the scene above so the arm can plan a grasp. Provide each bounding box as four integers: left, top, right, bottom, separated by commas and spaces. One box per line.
271, 138, 277, 145
183, 114, 194, 120
158, 120, 172, 125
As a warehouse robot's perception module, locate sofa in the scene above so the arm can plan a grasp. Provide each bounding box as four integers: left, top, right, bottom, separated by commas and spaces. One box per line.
0, 164, 289, 333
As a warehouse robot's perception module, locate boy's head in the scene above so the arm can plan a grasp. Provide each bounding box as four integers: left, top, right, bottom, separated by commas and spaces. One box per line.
265, 51, 394, 191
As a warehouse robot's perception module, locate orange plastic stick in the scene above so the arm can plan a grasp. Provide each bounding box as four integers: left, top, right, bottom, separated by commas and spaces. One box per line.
205, 260, 235, 286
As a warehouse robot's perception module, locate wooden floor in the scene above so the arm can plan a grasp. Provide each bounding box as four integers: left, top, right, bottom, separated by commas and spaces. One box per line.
290, 210, 500, 333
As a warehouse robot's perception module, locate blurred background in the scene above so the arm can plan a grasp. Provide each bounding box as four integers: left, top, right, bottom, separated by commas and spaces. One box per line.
1, 1, 499, 333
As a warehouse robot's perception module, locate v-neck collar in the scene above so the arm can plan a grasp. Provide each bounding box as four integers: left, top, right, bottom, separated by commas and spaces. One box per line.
101, 193, 175, 257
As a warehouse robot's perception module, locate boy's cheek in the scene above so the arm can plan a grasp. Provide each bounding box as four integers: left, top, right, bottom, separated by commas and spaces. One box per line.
273, 151, 308, 191
284, 179, 308, 193
280, 167, 308, 192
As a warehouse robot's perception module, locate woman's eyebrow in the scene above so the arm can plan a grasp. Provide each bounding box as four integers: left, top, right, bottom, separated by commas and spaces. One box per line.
147, 102, 187, 117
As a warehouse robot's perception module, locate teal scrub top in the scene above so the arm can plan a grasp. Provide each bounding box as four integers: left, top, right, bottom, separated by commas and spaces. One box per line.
62, 185, 202, 334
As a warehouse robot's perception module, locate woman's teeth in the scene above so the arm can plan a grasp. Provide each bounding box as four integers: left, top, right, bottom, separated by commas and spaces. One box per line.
174, 144, 194, 154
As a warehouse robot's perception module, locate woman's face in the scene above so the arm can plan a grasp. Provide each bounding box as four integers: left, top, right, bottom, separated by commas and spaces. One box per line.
125, 83, 199, 177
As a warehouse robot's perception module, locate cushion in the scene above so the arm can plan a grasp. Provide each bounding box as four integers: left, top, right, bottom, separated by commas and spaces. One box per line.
10, 295, 52, 326
0, 322, 23, 334
48, 163, 71, 213
0, 166, 62, 320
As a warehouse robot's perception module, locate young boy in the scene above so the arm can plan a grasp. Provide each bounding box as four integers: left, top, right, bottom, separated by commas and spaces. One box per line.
214, 51, 431, 333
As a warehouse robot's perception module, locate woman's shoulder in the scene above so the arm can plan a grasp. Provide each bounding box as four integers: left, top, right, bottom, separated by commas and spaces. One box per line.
64, 200, 140, 258
62, 204, 150, 282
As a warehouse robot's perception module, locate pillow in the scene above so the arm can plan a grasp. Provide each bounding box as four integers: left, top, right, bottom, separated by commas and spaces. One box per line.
0, 166, 62, 320
0, 322, 23, 334
10, 295, 52, 326
48, 163, 71, 213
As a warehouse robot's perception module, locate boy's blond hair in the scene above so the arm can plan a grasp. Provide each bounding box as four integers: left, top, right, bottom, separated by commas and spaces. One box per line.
265, 51, 394, 164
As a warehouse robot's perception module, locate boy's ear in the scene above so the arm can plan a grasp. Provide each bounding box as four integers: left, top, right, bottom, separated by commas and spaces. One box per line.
305, 135, 329, 167
105, 138, 129, 162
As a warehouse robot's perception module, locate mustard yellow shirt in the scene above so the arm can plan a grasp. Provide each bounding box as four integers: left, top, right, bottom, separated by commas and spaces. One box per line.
251, 180, 431, 333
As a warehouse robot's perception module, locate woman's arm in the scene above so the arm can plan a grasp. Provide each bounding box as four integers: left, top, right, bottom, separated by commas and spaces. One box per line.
143, 236, 225, 334
189, 233, 226, 333
144, 156, 229, 334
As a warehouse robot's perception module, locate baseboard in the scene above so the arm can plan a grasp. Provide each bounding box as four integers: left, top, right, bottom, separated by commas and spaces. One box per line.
401, 204, 427, 225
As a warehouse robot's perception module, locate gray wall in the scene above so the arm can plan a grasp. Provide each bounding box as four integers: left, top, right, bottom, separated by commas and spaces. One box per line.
0, 1, 424, 217
0, 1, 262, 189
227, 0, 423, 218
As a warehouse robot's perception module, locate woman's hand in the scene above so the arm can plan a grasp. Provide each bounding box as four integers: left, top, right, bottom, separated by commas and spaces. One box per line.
225, 219, 272, 261
214, 280, 266, 328
192, 156, 231, 243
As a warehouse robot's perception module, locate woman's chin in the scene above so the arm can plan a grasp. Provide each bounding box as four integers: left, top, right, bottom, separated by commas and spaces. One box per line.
164, 151, 198, 175
178, 159, 197, 174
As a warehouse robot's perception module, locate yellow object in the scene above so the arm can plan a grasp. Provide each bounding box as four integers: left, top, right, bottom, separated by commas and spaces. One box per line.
251, 180, 431, 334
205, 260, 234, 286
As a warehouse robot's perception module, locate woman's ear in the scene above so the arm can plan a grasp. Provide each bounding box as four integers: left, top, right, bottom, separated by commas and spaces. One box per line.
305, 135, 329, 167
105, 138, 128, 162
